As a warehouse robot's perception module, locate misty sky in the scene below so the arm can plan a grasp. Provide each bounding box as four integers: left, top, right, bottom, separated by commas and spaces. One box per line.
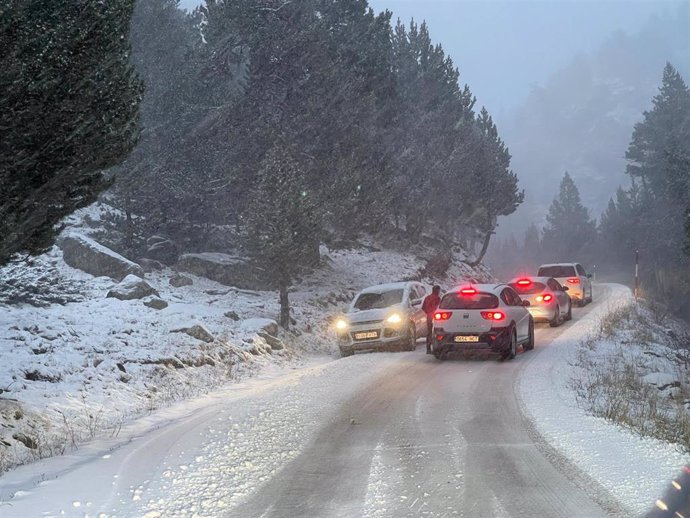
179, 0, 673, 120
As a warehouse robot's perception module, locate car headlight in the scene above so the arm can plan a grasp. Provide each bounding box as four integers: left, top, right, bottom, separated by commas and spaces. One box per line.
386, 313, 402, 324
335, 319, 348, 330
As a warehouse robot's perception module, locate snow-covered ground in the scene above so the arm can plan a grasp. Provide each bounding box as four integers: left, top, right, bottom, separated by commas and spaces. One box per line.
519, 283, 689, 515
0, 210, 490, 475
0, 353, 407, 517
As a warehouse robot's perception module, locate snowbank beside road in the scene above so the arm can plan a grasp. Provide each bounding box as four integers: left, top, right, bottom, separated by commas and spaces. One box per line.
519, 283, 688, 515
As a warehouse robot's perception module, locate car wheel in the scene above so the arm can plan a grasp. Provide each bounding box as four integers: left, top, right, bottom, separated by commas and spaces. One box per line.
549, 305, 562, 327
588, 288, 593, 304
524, 318, 535, 351
340, 347, 354, 358
405, 324, 416, 351
502, 328, 517, 360
565, 301, 573, 321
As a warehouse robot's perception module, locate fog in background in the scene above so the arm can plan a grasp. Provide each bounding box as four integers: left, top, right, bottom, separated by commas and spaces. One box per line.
179, 0, 689, 238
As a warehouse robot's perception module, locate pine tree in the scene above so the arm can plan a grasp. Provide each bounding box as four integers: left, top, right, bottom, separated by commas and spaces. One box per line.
241, 147, 321, 329
0, 0, 142, 265
542, 172, 596, 261
625, 63, 690, 267
523, 223, 542, 269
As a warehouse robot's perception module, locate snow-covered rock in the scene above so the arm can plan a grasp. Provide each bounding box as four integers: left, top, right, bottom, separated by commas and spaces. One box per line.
143, 296, 168, 310
106, 274, 159, 301
138, 257, 165, 273
176, 253, 274, 291
60, 233, 143, 281
169, 273, 193, 287
173, 324, 215, 343
146, 236, 179, 265
239, 318, 280, 337
642, 372, 680, 390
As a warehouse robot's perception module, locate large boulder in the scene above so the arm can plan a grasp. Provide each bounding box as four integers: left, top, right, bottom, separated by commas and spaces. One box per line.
145, 236, 179, 265
60, 234, 143, 281
107, 274, 159, 301
176, 253, 274, 290
143, 296, 168, 310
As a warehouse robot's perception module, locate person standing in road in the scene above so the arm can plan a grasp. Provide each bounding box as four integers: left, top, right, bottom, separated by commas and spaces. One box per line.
422, 285, 442, 354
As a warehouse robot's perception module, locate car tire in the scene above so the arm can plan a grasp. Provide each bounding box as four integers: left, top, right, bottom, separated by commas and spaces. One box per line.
549, 305, 562, 327
503, 328, 517, 360
565, 301, 573, 321
587, 288, 593, 304
340, 347, 354, 358
524, 318, 535, 351
405, 324, 416, 351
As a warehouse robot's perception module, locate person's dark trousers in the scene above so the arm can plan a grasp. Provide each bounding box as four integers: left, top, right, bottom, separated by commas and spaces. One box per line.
426, 317, 433, 353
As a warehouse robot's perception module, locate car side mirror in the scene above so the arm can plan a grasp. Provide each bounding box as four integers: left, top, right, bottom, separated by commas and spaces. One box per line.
562, 286, 569, 292
587, 274, 592, 279
522, 300, 531, 307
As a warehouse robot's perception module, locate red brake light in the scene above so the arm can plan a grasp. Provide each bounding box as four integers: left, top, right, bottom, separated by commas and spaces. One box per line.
436, 334, 445, 342
460, 288, 477, 295
481, 311, 505, 321
517, 279, 531, 286
543, 294, 553, 302
567, 278, 580, 284
434, 311, 452, 321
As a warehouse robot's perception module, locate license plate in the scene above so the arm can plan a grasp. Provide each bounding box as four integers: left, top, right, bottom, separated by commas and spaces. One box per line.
454, 335, 479, 343
354, 331, 379, 340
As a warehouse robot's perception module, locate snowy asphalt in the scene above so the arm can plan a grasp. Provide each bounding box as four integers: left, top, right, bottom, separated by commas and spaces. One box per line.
229, 289, 611, 518
3, 285, 632, 517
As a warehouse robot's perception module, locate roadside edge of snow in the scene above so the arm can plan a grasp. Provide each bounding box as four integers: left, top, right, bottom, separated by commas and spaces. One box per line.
518, 283, 688, 515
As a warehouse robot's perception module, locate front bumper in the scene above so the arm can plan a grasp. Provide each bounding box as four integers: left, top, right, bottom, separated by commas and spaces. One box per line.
337, 323, 407, 352
431, 326, 511, 357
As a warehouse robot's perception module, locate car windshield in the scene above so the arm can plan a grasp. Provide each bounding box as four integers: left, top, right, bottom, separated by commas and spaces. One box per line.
353, 289, 404, 310
537, 266, 577, 277
510, 281, 547, 295
439, 292, 499, 310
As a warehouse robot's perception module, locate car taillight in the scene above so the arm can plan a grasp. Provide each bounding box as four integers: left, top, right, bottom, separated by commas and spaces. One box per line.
436, 334, 445, 342
517, 279, 531, 286
460, 288, 477, 295
567, 278, 580, 284
535, 294, 553, 303
481, 311, 505, 321
434, 311, 452, 321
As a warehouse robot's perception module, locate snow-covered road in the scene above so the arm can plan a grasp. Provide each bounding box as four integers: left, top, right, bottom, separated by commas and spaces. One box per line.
1, 284, 685, 517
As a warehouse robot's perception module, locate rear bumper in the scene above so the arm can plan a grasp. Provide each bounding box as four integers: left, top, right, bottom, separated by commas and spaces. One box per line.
528, 305, 556, 322
431, 326, 511, 356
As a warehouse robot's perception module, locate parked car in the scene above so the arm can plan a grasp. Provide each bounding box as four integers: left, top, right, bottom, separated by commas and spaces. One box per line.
431, 284, 533, 361
335, 281, 429, 357
508, 276, 572, 326
537, 262, 593, 306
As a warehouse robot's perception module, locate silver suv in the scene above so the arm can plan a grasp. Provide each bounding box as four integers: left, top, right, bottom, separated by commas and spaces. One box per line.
335, 281, 429, 357
537, 263, 593, 306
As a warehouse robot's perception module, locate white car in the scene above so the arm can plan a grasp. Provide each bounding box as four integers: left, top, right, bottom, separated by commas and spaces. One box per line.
335, 281, 429, 357
508, 276, 572, 327
431, 284, 533, 360
537, 263, 593, 306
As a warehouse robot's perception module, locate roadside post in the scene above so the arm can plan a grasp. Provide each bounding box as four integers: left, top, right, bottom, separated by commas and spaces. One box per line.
634, 250, 639, 303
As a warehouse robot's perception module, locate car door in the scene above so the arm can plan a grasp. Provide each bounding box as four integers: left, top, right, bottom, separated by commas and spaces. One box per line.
408, 284, 426, 334
548, 278, 569, 316
501, 288, 529, 341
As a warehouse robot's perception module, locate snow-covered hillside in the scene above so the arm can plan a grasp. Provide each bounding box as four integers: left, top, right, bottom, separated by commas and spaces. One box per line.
0, 210, 491, 474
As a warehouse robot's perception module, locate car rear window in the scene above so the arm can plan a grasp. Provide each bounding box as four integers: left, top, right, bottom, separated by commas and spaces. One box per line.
537, 265, 576, 277
353, 289, 403, 310
509, 281, 547, 295
439, 292, 499, 310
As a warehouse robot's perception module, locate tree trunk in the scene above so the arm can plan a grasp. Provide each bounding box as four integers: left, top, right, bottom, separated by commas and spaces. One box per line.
279, 278, 290, 329
465, 229, 493, 268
